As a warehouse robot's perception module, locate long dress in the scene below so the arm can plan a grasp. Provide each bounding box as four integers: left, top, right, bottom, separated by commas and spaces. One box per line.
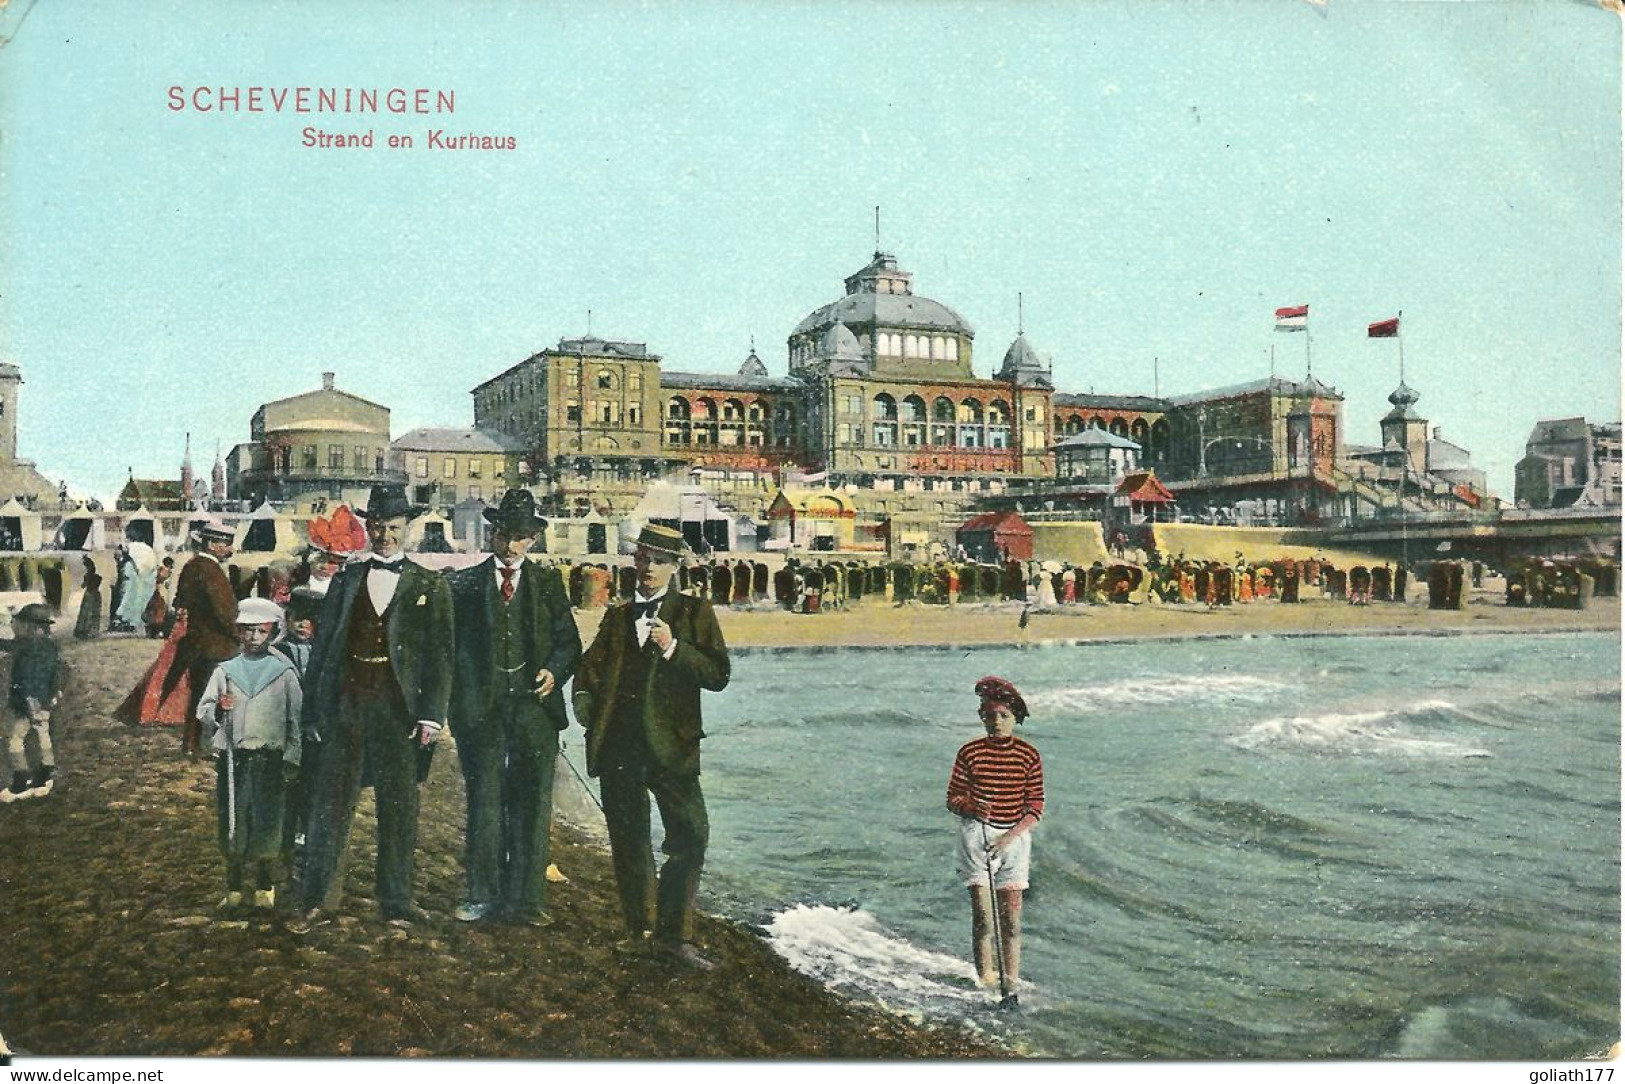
74, 570, 104, 640
113, 611, 194, 727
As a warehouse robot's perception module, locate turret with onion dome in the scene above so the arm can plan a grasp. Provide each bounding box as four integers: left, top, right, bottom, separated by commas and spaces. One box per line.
787, 251, 976, 380
1379, 379, 1429, 473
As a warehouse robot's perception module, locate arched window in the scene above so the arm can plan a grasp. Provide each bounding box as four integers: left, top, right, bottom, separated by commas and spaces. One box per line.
958, 398, 985, 449
871, 393, 899, 447
987, 399, 1012, 450
597, 369, 619, 391
1110, 417, 1130, 439
901, 395, 927, 447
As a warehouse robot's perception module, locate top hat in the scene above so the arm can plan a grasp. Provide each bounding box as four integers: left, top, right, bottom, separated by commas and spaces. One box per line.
12, 602, 54, 627
356, 484, 425, 522
482, 489, 548, 535
633, 523, 686, 561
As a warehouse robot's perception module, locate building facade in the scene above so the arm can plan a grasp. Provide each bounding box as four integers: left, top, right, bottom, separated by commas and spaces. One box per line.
1514, 417, 1623, 509
227, 372, 406, 511
391, 427, 526, 510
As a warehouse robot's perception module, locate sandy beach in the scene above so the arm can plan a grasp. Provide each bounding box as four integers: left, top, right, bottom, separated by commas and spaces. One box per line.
0, 594, 1614, 1059
634, 589, 1620, 650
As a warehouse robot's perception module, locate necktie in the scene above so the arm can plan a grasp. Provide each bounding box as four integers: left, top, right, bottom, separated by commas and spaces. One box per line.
500, 565, 516, 603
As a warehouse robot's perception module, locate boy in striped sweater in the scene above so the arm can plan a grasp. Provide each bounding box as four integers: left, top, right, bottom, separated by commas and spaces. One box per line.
946, 676, 1045, 992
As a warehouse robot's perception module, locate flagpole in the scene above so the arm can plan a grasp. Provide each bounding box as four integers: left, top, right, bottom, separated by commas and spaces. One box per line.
1305, 318, 1313, 379
1397, 308, 1406, 384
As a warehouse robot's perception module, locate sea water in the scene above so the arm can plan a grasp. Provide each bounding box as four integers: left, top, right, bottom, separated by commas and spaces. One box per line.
683, 631, 1619, 1059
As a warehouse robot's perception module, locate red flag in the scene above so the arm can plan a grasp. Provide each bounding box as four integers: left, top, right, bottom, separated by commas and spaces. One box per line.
1274, 305, 1308, 332
1368, 317, 1400, 338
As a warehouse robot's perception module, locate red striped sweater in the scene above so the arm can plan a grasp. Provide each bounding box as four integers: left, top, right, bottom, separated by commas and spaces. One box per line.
946, 735, 1045, 829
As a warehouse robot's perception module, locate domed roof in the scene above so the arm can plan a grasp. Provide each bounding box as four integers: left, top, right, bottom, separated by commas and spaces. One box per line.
793, 292, 973, 338
820, 322, 864, 361
1387, 380, 1420, 408
792, 253, 974, 338
738, 349, 769, 377
995, 333, 1053, 388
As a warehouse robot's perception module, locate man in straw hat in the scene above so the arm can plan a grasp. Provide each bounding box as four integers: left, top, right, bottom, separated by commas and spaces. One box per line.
445, 489, 580, 926
170, 514, 241, 755
297, 483, 453, 927
573, 523, 730, 969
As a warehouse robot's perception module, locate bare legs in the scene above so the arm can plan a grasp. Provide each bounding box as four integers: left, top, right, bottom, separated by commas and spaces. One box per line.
968, 884, 1024, 988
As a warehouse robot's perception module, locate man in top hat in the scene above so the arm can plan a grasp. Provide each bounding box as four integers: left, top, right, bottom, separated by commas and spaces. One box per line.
171, 515, 241, 755
445, 489, 581, 925
572, 523, 730, 969
298, 483, 453, 926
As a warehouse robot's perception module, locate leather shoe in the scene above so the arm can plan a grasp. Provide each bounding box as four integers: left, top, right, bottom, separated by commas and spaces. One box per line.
506, 909, 553, 928
656, 941, 715, 972
383, 905, 430, 928
286, 907, 327, 934
454, 901, 498, 923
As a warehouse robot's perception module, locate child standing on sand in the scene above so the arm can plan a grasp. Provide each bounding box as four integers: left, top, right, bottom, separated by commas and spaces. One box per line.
196, 598, 302, 910
945, 676, 1045, 997
0, 604, 64, 803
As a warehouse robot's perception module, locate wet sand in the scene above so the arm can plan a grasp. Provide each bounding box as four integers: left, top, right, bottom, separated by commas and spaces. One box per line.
0, 637, 995, 1058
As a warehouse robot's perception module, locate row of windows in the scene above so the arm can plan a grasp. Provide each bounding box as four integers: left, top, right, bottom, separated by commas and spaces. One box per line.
411, 457, 504, 481
838, 423, 1015, 451
277, 444, 386, 473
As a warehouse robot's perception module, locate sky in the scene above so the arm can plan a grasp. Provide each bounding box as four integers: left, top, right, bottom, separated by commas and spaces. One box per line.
0, 0, 1619, 502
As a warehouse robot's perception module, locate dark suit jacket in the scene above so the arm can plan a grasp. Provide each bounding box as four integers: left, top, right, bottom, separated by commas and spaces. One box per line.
172, 554, 238, 663
303, 558, 454, 740
574, 590, 729, 778
446, 557, 580, 736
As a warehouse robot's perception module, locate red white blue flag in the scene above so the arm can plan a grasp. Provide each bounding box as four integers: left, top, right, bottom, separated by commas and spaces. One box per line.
1368, 317, 1400, 338
1274, 305, 1308, 332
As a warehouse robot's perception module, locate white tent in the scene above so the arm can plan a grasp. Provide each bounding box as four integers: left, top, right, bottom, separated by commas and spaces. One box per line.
233, 502, 304, 555
406, 510, 455, 553
0, 497, 43, 552
118, 503, 168, 552
53, 503, 106, 551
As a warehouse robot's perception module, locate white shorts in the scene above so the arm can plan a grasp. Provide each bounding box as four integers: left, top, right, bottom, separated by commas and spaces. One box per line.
955, 816, 1031, 891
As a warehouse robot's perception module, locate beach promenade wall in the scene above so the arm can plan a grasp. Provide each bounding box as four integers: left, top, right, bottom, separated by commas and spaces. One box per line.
1152, 524, 1386, 568
1029, 521, 1111, 566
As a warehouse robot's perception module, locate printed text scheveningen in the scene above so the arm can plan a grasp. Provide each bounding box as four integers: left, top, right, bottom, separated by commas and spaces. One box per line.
167, 86, 455, 114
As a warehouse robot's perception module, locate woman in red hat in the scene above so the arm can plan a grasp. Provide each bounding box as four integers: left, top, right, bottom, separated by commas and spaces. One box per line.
946, 675, 1045, 996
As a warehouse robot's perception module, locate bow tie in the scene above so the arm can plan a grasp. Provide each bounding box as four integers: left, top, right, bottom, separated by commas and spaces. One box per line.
633, 597, 662, 620
366, 558, 403, 572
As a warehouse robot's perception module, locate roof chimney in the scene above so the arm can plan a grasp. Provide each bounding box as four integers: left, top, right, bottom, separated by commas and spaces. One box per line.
1432, 426, 1441, 440
322, 371, 335, 391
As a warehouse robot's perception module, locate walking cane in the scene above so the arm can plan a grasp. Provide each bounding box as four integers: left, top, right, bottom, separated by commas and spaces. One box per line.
222, 676, 236, 850
980, 818, 1018, 1010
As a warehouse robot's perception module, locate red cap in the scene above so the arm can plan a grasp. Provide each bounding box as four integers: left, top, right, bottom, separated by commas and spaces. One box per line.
974, 676, 1029, 722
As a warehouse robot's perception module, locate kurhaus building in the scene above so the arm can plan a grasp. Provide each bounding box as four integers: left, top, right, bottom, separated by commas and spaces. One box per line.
473, 251, 1163, 512
469, 248, 1493, 528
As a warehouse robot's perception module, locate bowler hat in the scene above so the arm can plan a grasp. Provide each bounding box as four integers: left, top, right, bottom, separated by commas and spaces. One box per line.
482, 489, 548, 534
356, 483, 425, 522
285, 585, 321, 622
633, 523, 686, 561
12, 603, 54, 627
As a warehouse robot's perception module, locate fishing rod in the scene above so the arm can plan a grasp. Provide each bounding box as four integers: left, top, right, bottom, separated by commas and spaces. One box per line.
980, 819, 1018, 1011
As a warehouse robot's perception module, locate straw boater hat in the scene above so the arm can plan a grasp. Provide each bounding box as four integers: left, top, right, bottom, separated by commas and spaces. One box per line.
483, 489, 548, 534
189, 513, 235, 546
974, 676, 1030, 722
235, 597, 284, 628
13, 603, 54, 627
355, 483, 425, 522
633, 523, 686, 561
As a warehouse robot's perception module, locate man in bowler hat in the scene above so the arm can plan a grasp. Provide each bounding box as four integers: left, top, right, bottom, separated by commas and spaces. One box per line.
573, 523, 730, 969
446, 489, 580, 925
170, 516, 240, 755
298, 484, 453, 926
